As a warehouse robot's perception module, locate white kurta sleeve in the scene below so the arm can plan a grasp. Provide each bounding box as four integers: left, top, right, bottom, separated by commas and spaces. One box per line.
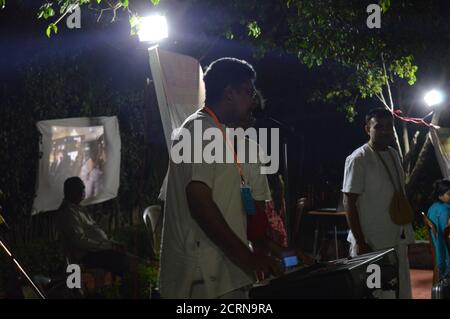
342, 154, 365, 194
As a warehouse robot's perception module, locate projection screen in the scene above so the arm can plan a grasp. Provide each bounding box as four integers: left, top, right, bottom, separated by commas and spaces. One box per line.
33, 116, 121, 214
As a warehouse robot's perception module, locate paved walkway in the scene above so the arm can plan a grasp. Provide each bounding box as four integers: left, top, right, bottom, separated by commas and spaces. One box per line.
410, 269, 433, 299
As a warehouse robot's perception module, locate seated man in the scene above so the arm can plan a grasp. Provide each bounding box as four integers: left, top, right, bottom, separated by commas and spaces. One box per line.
56, 177, 140, 278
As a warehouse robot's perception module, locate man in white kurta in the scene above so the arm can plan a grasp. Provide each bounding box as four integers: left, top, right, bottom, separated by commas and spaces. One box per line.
342, 108, 414, 299
159, 58, 282, 299
159, 111, 254, 298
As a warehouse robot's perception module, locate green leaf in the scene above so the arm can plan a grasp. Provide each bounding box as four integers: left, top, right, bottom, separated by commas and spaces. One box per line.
247, 21, 261, 38
46, 23, 57, 38
379, 0, 391, 13
129, 15, 140, 36
47, 6, 55, 18
46, 25, 52, 38
0, 0, 5, 9
60, 2, 68, 14
224, 30, 234, 40
150, 0, 160, 5
38, 3, 55, 20
129, 15, 140, 28
121, 0, 129, 8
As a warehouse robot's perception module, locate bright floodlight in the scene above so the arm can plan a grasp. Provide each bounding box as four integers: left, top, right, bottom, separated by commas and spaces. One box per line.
424, 89, 444, 107
138, 15, 168, 43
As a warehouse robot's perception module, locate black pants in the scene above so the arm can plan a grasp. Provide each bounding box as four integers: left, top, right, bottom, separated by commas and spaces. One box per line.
81, 250, 130, 276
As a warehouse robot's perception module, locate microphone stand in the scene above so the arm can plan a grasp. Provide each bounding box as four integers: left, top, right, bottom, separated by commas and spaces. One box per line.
0, 211, 47, 299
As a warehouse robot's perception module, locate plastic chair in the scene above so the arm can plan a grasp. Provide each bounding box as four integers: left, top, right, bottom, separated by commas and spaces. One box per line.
143, 205, 163, 257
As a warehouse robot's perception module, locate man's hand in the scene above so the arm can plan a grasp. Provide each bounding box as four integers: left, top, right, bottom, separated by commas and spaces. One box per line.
296, 250, 316, 266
344, 193, 370, 256
243, 253, 284, 281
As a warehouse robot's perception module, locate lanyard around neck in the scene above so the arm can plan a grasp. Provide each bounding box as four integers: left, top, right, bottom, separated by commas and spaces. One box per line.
202, 106, 245, 184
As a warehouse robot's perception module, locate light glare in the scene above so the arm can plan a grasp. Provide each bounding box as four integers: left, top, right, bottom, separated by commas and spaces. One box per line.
138, 15, 168, 43
424, 89, 444, 107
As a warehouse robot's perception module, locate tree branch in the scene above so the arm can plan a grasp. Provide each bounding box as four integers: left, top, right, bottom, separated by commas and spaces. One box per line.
381, 52, 395, 110
53, 1, 78, 26
375, 92, 390, 110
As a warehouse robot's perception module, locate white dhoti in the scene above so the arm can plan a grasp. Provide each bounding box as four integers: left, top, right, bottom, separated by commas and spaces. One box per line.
396, 244, 412, 299
348, 231, 412, 299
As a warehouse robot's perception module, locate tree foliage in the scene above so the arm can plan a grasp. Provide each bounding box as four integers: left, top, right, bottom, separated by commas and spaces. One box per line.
2, 0, 424, 120
162, 0, 423, 119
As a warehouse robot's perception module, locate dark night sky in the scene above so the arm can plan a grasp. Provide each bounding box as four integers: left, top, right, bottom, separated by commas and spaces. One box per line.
0, 0, 441, 207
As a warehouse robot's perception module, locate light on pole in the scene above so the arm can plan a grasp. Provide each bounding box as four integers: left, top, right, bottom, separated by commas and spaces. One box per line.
138, 15, 168, 44
424, 89, 444, 108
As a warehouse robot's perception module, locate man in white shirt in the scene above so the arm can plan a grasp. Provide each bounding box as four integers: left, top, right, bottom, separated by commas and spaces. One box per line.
159, 58, 283, 299
342, 108, 414, 299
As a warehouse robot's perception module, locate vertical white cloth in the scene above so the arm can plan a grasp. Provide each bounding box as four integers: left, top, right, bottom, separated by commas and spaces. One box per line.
148, 48, 205, 200
430, 127, 450, 179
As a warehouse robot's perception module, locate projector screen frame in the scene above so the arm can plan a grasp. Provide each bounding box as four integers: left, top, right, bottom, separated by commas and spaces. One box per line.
33, 116, 121, 215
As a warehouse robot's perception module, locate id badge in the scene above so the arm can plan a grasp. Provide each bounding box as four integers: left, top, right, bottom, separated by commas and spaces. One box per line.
240, 184, 256, 216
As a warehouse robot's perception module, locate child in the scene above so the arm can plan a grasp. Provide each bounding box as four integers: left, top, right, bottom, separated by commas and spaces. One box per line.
427, 179, 450, 280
